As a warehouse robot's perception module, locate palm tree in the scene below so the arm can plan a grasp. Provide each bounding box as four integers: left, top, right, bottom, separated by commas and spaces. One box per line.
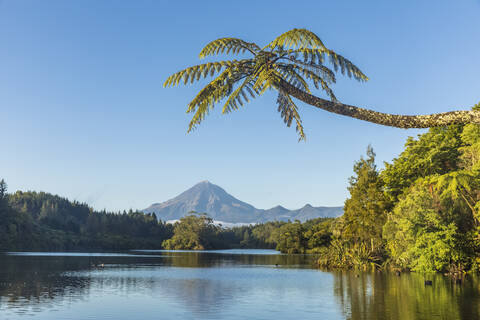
164, 28, 480, 141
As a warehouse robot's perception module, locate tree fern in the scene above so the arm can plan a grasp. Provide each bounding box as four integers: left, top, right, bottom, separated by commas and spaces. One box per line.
199, 38, 260, 58
165, 28, 480, 141
266, 28, 326, 50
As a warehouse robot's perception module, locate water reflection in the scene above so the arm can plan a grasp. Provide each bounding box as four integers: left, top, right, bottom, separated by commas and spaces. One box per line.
333, 271, 480, 320
0, 250, 313, 319
0, 251, 479, 320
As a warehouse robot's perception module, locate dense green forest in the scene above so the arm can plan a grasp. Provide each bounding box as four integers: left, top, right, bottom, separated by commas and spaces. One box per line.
262, 104, 480, 273
1, 104, 479, 273
0, 184, 173, 250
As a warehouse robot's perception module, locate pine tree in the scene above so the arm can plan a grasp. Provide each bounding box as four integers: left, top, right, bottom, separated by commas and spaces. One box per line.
341, 146, 388, 249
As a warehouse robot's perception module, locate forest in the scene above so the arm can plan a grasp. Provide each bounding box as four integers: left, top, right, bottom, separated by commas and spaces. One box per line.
0, 186, 173, 251
1, 104, 479, 273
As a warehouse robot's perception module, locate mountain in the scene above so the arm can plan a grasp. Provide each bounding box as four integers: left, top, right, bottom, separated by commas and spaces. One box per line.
144, 181, 261, 222
143, 181, 342, 223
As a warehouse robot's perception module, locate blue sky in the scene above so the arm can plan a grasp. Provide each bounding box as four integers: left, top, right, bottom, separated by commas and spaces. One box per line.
1, 0, 479, 211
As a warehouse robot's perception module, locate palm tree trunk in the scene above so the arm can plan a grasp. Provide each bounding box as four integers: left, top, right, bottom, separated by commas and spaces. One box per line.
278, 79, 480, 128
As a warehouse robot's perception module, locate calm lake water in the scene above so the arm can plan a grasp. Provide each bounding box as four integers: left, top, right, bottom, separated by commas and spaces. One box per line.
0, 249, 479, 320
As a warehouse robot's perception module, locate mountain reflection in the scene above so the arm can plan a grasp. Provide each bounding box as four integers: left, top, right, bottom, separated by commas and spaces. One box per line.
0, 251, 312, 316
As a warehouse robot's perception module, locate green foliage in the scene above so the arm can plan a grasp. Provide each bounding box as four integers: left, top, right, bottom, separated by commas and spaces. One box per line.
0, 186, 173, 251
382, 125, 464, 202
383, 180, 463, 272
164, 28, 367, 141
341, 146, 388, 247
266, 29, 327, 50
164, 61, 232, 86
199, 38, 260, 58
318, 119, 480, 273
318, 147, 387, 269
382, 118, 480, 272
162, 213, 221, 250
250, 221, 284, 247
3, 113, 480, 272
274, 221, 307, 254
460, 123, 480, 173
303, 218, 333, 252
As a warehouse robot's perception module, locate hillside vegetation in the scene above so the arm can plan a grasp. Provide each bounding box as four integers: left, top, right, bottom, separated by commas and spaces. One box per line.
1, 104, 479, 272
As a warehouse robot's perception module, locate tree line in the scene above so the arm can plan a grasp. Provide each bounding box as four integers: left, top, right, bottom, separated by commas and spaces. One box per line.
161, 105, 480, 273
317, 105, 480, 273
1, 105, 479, 272
0, 185, 173, 251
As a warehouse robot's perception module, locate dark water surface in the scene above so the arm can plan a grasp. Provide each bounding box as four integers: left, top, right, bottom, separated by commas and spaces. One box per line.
0, 249, 479, 320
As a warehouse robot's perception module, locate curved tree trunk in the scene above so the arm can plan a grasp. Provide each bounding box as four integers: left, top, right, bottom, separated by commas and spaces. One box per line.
278, 79, 480, 128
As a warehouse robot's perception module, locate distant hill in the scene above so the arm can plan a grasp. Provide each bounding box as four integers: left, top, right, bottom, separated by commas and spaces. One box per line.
143, 181, 343, 223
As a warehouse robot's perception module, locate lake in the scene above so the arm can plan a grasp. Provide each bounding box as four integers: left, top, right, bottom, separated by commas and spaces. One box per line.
0, 249, 479, 320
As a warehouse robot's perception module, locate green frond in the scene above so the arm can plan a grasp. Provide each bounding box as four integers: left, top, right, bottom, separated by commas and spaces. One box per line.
165, 28, 370, 142
222, 76, 257, 114
327, 51, 368, 82
199, 38, 260, 58
163, 61, 233, 87
281, 56, 336, 83
251, 66, 277, 95
276, 63, 336, 101
186, 68, 234, 132
277, 90, 306, 141
284, 48, 367, 82
285, 48, 328, 65
276, 64, 311, 94
266, 28, 326, 50
432, 171, 476, 201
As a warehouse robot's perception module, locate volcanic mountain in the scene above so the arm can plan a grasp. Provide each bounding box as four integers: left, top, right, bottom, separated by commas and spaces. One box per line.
143, 181, 343, 223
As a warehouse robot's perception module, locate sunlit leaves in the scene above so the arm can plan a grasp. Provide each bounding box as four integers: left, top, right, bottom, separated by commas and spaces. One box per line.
277, 90, 306, 141
165, 28, 368, 141
163, 61, 233, 87
199, 38, 260, 58
222, 76, 258, 114
266, 28, 326, 50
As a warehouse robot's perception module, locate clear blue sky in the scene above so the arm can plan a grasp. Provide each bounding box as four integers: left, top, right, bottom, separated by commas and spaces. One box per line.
1, 0, 479, 211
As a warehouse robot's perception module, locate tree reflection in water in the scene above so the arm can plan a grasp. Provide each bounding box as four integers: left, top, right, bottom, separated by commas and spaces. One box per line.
0, 251, 479, 320
333, 271, 480, 320
0, 251, 312, 317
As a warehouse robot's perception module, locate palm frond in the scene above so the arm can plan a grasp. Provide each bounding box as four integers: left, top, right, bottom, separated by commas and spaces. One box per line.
267, 28, 326, 50
199, 38, 260, 58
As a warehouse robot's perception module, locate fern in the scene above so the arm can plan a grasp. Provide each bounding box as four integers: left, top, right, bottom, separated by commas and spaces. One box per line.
164, 61, 233, 87
266, 28, 326, 50
186, 68, 234, 131
222, 76, 257, 113
277, 90, 306, 141
199, 38, 260, 58
276, 65, 311, 93
164, 28, 368, 141
328, 51, 368, 81
277, 63, 336, 101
